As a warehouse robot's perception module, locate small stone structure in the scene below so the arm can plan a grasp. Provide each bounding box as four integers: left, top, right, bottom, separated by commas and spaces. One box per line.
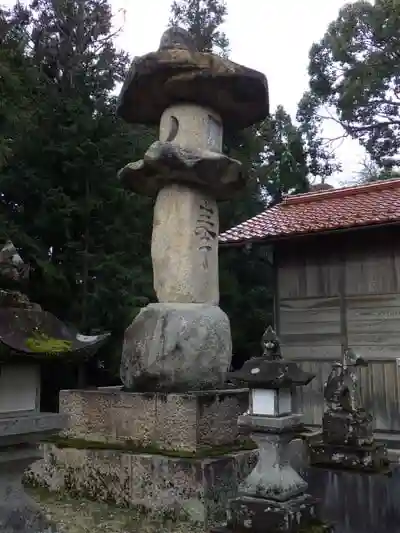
310, 348, 389, 471
0, 241, 109, 532
117, 25, 269, 393
213, 327, 330, 533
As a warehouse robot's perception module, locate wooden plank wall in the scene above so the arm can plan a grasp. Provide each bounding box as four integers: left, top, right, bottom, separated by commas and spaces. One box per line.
276, 227, 400, 432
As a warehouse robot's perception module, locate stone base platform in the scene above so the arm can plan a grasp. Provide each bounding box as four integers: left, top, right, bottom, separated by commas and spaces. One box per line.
59, 386, 249, 453
212, 494, 331, 533
25, 386, 256, 529
310, 441, 390, 472
25, 442, 257, 529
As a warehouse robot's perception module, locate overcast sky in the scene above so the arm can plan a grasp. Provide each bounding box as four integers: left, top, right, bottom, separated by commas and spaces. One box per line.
4, 0, 367, 186
112, 0, 366, 186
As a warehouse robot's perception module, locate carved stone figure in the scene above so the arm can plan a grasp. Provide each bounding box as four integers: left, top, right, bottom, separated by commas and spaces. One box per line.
310, 347, 389, 471
261, 325, 282, 360
324, 348, 367, 414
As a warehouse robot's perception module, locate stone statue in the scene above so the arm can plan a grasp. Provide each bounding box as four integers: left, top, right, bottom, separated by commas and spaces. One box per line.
261, 325, 282, 360
324, 348, 367, 414
311, 346, 389, 470
322, 347, 375, 449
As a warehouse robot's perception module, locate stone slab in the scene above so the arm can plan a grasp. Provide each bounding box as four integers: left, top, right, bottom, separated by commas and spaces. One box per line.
0, 412, 68, 447
117, 34, 269, 129
119, 143, 243, 201
60, 387, 249, 453
25, 443, 257, 530
237, 413, 304, 433
310, 441, 390, 472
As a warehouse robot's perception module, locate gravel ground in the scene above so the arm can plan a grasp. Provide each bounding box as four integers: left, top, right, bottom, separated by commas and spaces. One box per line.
29, 488, 203, 533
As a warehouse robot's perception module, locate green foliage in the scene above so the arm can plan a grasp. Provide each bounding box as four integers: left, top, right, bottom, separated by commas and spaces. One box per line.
356, 156, 400, 184
0, 0, 155, 388
169, 0, 229, 55
302, 0, 400, 166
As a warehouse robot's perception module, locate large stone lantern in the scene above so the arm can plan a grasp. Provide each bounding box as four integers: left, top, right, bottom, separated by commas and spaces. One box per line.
117, 27, 269, 392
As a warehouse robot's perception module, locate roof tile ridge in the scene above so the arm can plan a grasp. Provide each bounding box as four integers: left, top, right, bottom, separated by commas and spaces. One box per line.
284, 178, 400, 206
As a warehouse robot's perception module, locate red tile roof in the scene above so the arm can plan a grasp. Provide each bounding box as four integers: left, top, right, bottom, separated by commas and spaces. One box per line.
219, 178, 400, 244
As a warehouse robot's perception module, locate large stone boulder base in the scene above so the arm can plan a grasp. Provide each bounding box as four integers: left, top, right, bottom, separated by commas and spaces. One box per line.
120, 303, 232, 392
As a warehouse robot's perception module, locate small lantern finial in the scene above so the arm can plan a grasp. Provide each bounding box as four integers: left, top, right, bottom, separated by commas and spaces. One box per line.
261, 325, 282, 360
158, 26, 198, 53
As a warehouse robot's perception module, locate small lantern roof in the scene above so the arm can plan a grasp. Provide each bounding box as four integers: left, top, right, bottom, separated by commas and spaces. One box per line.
228, 358, 315, 389
117, 26, 269, 130
228, 326, 315, 389
0, 241, 110, 362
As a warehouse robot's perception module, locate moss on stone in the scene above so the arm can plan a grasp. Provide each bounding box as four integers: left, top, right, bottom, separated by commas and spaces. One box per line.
299, 521, 333, 533
43, 435, 257, 459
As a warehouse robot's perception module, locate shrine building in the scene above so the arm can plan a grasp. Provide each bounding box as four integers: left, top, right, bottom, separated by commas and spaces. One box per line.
219, 178, 400, 443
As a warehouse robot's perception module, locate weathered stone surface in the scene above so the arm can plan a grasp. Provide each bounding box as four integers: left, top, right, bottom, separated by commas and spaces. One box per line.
59, 387, 249, 453
159, 104, 223, 152
119, 142, 243, 200
238, 433, 308, 502
0, 412, 67, 447
0, 410, 66, 533
120, 303, 232, 392
25, 444, 257, 530
310, 441, 390, 472
152, 185, 219, 303
322, 410, 374, 446
221, 494, 320, 533
0, 446, 61, 533
117, 28, 269, 130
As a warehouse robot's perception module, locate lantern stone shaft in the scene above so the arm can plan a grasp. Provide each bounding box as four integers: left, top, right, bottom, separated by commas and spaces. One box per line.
116, 27, 269, 392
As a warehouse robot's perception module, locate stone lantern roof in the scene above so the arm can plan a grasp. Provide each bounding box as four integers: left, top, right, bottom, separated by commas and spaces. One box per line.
0, 241, 110, 362
228, 358, 315, 389
117, 27, 269, 129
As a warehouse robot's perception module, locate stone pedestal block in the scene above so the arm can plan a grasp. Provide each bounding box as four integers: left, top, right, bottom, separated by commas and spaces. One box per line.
310, 441, 389, 472
60, 387, 248, 453
152, 185, 219, 304
120, 302, 232, 392
25, 443, 257, 530
323, 410, 374, 446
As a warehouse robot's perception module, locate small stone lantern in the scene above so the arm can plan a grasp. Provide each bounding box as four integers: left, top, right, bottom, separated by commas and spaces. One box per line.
214, 327, 330, 533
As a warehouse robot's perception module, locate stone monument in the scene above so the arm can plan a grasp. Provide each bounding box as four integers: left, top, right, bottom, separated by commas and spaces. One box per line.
310, 348, 389, 471
117, 26, 269, 392
0, 241, 109, 532
213, 327, 331, 533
